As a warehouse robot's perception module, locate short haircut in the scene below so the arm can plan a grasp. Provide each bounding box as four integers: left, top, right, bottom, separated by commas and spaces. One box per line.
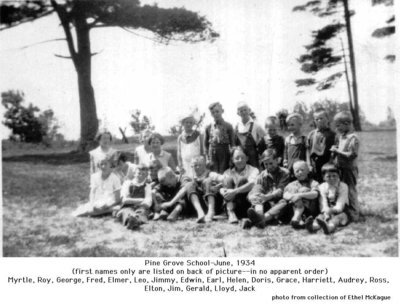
149, 159, 163, 170
265, 116, 278, 126
313, 108, 329, 119
334, 111, 353, 124
140, 129, 153, 142
260, 149, 278, 161
98, 155, 113, 168
148, 132, 165, 145
321, 163, 339, 176
116, 152, 128, 163
293, 160, 307, 169
286, 113, 303, 125
191, 155, 206, 164
136, 163, 149, 171
96, 130, 112, 142
230, 146, 248, 160
209, 102, 222, 111
157, 167, 175, 181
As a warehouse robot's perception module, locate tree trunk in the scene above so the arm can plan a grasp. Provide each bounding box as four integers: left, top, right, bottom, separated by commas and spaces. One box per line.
75, 13, 99, 152
343, 0, 362, 131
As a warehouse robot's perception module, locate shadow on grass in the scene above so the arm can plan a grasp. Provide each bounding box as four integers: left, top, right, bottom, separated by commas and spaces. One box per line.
2, 152, 89, 165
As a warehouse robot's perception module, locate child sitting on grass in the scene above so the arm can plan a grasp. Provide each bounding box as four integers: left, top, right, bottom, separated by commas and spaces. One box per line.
283, 160, 319, 229
305, 163, 349, 234
220, 146, 259, 224
258, 116, 285, 166
148, 159, 163, 188
246, 149, 291, 229
177, 114, 204, 177
152, 167, 191, 222
306, 108, 336, 182
72, 156, 121, 217
113, 152, 136, 184
186, 156, 223, 223
283, 113, 307, 174
115, 164, 152, 230
330, 111, 360, 222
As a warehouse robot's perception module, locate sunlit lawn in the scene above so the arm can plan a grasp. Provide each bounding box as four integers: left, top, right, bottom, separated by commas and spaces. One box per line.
2, 131, 398, 257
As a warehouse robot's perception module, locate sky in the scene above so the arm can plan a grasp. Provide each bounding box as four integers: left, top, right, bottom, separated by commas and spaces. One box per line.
0, 0, 396, 140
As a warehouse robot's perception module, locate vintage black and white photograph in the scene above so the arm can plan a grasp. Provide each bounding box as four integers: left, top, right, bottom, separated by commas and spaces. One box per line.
1, 0, 397, 257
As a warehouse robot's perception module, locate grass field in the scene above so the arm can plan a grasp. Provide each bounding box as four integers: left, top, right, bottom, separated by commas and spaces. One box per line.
2, 131, 398, 257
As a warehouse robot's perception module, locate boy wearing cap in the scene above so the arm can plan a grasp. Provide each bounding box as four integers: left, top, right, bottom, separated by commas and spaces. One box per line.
246, 149, 291, 229
204, 102, 235, 173
235, 102, 265, 169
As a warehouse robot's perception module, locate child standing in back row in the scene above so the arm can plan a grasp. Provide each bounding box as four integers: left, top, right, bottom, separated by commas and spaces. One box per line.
330, 111, 360, 222
177, 114, 204, 177
283, 113, 307, 174
235, 102, 265, 168
306, 108, 336, 182
204, 102, 235, 174
258, 116, 285, 166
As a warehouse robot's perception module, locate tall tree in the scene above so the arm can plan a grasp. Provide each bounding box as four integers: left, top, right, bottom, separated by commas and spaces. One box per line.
293, 0, 362, 130
0, 0, 218, 151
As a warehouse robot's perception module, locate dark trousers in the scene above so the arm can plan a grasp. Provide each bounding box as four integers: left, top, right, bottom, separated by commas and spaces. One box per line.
209, 144, 230, 174
340, 166, 360, 222
223, 176, 251, 218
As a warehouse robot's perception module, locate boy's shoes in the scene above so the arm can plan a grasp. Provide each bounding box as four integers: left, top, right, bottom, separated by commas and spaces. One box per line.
196, 215, 205, 224
247, 208, 265, 229
241, 218, 252, 230
227, 210, 239, 224
305, 216, 315, 233
126, 216, 142, 230
290, 220, 305, 230
153, 210, 168, 221
167, 206, 182, 222
205, 211, 215, 222
316, 218, 333, 235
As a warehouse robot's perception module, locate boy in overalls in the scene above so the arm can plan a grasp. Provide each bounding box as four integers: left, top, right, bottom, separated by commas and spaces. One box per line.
235, 102, 265, 169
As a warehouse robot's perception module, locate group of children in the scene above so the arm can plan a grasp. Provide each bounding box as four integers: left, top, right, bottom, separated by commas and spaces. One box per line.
72, 101, 360, 235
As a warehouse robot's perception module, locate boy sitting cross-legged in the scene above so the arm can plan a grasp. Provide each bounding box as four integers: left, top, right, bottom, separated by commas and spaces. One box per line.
115, 164, 152, 230
305, 163, 350, 234
245, 149, 291, 229
283, 160, 319, 229
152, 167, 191, 222
186, 156, 224, 223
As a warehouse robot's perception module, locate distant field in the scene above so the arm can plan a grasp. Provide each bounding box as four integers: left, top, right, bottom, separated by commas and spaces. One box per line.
2, 131, 398, 257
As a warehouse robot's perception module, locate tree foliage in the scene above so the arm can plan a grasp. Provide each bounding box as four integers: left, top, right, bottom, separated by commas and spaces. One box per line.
0, 0, 218, 151
129, 109, 155, 135
2, 90, 61, 144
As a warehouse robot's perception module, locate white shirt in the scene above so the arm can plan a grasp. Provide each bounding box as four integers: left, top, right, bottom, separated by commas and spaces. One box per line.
135, 145, 152, 166
90, 172, 121, 204
236, 118, 265, 144
121, 179, 152, 207
223, 165, 259, 186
